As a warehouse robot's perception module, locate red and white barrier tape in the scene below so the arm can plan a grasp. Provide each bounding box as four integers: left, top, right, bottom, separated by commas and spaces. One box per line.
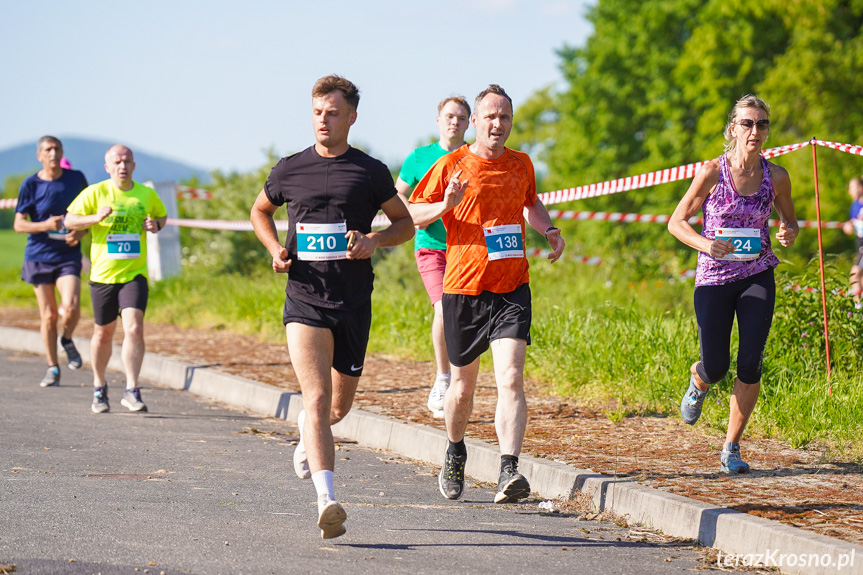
0, 198, 17, 209
537, 141, 809, 205
815, 140, 863, 156
175, 185, 213, 200
525, 248, 601, 265
165, 218, 288, 231
544, 210, 844, 229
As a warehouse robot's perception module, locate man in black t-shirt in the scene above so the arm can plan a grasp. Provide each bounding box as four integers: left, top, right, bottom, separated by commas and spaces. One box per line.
251, 75, 413, 540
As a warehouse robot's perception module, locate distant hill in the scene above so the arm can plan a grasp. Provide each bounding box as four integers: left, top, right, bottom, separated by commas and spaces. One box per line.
0, 137, 211, 188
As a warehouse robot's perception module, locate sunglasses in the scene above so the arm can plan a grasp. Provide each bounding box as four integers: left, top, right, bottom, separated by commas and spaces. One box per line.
735, 119, 770, 130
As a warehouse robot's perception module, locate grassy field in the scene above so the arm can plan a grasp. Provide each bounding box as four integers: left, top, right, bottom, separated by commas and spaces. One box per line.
2, 225, 861, 456
145, 242, 863, 455
0, 229, 27, 270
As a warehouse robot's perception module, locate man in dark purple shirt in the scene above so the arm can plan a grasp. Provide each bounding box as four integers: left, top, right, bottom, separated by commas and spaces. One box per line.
14, 136, 88, 387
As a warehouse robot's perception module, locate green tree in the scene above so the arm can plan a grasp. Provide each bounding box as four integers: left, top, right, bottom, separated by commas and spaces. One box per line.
177, 150, 279, 275
515, 0, 863, 257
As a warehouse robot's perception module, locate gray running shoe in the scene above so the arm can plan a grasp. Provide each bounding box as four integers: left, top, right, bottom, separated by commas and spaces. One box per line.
494, 465, 531, 503
121, 388, 148, 412
91, 387, 110, 414
680, 374, 709, 425
438, 451, 467, 500
40, 366, 60, 387
317, 497, 347, 540
294, 409, 310, 479
60, 337, 82, 370
720, 442, 750, 474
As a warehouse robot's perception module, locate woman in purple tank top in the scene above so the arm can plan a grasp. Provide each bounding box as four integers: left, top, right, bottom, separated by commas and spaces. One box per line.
668, 95, 798, 474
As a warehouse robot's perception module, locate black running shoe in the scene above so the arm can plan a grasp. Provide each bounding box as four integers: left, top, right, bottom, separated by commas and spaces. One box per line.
438, 451, 467, 500
494, 465, 531, 503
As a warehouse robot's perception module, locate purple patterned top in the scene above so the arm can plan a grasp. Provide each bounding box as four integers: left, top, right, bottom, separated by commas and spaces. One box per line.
695, 155, 779, 286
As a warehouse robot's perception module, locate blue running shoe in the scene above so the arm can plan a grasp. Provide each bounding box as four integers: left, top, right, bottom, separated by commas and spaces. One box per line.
680, 374, 708, 425
721, 442, 750, 473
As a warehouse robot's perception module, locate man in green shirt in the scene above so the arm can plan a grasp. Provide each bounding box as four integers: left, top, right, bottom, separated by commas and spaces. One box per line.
396, 96, 470, 418
66, 145, 167, 414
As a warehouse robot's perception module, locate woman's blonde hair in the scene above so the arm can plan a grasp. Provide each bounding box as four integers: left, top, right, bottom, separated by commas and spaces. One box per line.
723, 94, 770, 154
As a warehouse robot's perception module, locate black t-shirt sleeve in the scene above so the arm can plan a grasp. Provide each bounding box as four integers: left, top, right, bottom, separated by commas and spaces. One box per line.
368, 159, 397, 209
264, 159, 287, 207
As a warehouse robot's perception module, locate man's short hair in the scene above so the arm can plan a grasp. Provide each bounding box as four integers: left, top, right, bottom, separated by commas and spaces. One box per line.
312, 75, 360, 110
474, 84, 513, 112
37, 135, 62, 152
438, 95, 470, 116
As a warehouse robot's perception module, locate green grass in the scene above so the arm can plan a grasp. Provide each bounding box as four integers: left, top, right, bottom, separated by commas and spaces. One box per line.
0, 229, 28, 270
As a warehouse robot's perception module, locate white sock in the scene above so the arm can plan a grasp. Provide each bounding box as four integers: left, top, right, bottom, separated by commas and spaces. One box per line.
437, 373, 450, 382
311, 470, 335, 509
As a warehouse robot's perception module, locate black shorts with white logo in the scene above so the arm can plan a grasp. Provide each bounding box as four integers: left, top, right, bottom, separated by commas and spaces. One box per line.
442, 283, 532, 367
283, 291, 372, 377
89, 275, 149, 326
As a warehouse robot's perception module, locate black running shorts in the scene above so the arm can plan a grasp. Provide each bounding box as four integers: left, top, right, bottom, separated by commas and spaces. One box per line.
89, 275, 149, 326
442, 283, 532, 367
282, 292, 372, 377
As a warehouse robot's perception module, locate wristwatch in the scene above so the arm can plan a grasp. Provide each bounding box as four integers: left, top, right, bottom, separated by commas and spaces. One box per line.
544, 226, 560, 240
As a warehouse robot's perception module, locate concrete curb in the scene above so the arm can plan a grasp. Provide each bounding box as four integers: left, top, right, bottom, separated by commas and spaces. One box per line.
2, 324, 860, 575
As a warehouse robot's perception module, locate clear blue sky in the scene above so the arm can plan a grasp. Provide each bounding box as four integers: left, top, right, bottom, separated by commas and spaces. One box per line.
0, 0, 593, 173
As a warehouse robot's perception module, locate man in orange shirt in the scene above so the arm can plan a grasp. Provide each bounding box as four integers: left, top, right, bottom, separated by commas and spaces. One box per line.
409, 84, 565, 504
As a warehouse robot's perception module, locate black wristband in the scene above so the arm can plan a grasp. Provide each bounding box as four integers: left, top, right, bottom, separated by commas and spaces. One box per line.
544, 226, 559, 240
156, 220, 163, 231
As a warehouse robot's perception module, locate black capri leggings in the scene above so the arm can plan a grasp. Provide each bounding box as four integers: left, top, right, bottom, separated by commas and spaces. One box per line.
694, 268, 775, 385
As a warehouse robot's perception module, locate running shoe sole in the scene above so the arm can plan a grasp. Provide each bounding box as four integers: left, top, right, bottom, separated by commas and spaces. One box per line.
720, 463, 750, 474
91, 401, 110, 414
318, 501, 347, 539
120, 398, 148, 412
494, 475, 531, 503
40, 371, 60, 387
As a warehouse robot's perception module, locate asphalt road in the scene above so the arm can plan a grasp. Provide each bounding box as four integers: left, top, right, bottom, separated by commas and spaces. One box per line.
0, 348, 725, 574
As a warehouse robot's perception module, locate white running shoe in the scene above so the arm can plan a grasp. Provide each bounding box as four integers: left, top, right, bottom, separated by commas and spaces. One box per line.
317, 497, 347, 539
294, 410, 311, 479
427, 375, 450, 413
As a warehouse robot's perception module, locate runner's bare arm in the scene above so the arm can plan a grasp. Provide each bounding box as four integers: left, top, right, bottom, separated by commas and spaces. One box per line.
13, 212, 63, 234
65, 228, 87, 246
408, 170, 468, 226
395, 178, 427, 230
250, 189, 291, 273
524, 198, 565, 263
347, 195, 414, 260
771, 165, 798, 247
667, 160, 732, 257
144, 215, 168, 233
64, 206, 113, 231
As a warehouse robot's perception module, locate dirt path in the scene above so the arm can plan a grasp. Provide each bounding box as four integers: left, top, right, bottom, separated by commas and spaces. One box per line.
3, 305, 861, 546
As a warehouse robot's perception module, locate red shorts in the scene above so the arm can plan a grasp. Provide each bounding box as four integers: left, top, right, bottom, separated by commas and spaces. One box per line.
414, 248, 446, 306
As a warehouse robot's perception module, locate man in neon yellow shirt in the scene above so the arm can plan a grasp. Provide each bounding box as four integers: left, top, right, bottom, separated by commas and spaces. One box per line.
66, 145, 167, 414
